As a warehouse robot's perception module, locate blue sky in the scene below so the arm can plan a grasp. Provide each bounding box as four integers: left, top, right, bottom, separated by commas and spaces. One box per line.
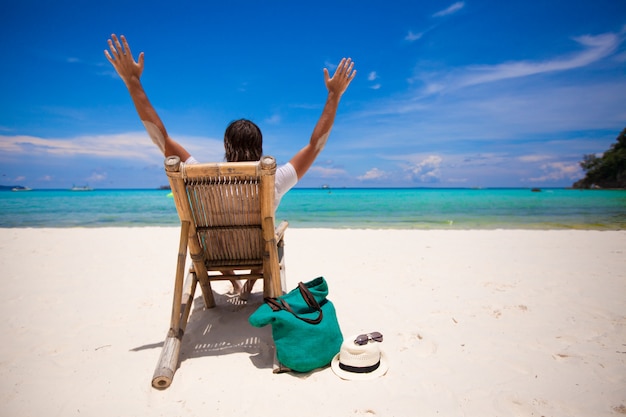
1, 0, 625, 189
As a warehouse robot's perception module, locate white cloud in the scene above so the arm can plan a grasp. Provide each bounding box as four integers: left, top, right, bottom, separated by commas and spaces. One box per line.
447, 177, 468, 183
309, 166, 347, 177
0, 132, 224, 163
332, 144, 585, 186
528, 161, 582, 182
518, 154, 553, 163
265, 114, 281, 124
405, 31, 423, 42
87, 172, 107, 182
357, 168, 389, 181
447, 32, 621, 90
367, 72, 381, 89
432, 2, 465, 18
399, 155, 443, 183
0, 133, 160, 160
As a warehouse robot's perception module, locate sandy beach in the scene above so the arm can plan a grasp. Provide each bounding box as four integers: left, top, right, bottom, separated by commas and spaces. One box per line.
0, 227, 625, 416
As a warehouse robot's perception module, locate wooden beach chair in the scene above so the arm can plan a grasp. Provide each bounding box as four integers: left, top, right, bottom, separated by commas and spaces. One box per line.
151, 155, 288, 389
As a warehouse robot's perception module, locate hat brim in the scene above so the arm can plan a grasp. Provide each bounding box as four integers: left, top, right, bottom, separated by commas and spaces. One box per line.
331, 351, 388, 381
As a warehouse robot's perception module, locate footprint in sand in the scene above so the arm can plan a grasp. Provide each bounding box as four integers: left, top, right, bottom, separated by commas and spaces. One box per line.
551, 352, 584, 365
485, 304, 529, 319
613, 404, 626, 415
398, 332, 438, 357
493, 392, 547, 417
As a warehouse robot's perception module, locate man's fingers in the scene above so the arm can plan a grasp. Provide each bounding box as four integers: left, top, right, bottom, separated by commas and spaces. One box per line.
344, 60, 354, 78
106, 34, 139, 65
105, 41, 119, 63
335, 58, 347, 76
121, 35, 132, 57
323, 68, 330, 83
112, 34, 124, 55
333, 57, 356, 81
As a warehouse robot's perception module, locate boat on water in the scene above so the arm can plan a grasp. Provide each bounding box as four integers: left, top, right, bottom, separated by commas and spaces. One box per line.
11, 186, 32, 192
70, 185, 93, 191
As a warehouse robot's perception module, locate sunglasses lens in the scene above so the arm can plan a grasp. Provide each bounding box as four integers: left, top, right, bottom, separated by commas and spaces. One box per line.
354, 335, 368, 345
371, 332, 383, 342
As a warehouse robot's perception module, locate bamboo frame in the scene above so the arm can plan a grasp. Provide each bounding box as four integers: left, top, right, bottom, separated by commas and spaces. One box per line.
152, 155, 288, 389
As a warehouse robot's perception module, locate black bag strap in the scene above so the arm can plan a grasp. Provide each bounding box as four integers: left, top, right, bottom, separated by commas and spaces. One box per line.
264, 282, 323, 325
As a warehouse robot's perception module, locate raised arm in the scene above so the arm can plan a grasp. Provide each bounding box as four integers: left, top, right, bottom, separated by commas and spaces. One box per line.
289, 58, 356, 179
104, 34, 190, 161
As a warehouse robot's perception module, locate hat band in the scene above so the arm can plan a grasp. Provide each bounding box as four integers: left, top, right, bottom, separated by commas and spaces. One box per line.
339, 360, 380, 374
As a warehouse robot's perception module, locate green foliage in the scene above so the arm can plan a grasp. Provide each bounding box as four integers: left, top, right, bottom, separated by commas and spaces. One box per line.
574, 128, 626, 189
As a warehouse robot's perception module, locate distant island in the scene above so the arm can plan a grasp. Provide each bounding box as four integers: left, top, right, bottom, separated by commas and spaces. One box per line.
573, 127, 625, 189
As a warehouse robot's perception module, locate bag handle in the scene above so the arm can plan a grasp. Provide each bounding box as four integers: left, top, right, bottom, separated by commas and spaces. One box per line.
264, 282, 323, 325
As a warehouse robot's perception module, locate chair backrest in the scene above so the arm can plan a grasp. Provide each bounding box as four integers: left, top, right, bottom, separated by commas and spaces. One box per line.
165, 155, 277, 271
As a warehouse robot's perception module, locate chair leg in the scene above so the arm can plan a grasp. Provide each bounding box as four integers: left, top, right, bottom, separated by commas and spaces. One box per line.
188, 262, 216, 309
152, 333, 182, 389
152, 270, 197, 389
195, 268, 216, 308
152, 222, 195, 389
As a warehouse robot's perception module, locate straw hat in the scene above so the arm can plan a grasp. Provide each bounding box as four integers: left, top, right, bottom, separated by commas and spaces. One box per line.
331, 335, 388, 380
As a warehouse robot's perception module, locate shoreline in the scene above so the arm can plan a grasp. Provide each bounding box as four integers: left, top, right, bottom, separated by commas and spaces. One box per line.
2, 186, 626, 191
1, 225, 625, 230
1, 228, 625, 416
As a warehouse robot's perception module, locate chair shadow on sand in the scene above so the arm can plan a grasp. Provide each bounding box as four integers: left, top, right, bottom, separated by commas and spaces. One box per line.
131, 290, 275, 371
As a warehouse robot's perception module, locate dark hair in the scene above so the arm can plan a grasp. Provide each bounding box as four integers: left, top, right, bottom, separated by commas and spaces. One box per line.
224, 119, 263, 162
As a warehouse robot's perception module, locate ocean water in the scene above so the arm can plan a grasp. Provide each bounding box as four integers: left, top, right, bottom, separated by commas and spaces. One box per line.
1, 188, 625, 229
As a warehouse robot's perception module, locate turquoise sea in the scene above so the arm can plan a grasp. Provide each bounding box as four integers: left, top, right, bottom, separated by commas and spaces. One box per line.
1, 188, 625, 229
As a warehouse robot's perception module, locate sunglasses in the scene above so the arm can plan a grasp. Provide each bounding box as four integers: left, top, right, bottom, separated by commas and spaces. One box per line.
354, 331, 383, 345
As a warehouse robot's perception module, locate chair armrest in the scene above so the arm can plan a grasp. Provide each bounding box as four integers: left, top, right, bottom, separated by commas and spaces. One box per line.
275, 220, 289, 241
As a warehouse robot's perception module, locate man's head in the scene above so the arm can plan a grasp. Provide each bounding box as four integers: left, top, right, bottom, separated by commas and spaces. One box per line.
224, 119, 263, 162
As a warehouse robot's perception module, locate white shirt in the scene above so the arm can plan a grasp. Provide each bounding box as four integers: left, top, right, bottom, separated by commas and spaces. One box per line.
184, 156, 297, 210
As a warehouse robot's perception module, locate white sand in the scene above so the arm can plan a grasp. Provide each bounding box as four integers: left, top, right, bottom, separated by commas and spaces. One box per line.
0, 228, 625, 416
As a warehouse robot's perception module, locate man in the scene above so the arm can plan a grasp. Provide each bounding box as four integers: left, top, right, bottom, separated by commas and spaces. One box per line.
105, 34, 356, 295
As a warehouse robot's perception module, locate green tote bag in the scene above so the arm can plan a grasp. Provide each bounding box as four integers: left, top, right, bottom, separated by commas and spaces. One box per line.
249, 277, 343, 372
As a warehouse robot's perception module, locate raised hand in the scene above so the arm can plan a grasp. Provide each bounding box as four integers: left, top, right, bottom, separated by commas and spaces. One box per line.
104, 34, 144, 85
324, 58, 356, 96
